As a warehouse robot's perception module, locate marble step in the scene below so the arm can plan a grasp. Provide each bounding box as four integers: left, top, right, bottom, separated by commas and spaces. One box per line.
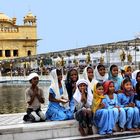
0, 113, 140, 140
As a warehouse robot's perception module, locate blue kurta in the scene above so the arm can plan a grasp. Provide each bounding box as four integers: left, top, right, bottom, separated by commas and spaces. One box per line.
94, 109, 110, 135
117, 93, 139, 129
94, 97, 115, 135
103, 94, 126, 129
135, 99, 140, 109
45, 87, 73, 121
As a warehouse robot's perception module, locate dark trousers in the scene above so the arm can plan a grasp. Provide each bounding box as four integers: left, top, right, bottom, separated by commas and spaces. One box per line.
75, 109, 93, 128
23, 108, 41, 122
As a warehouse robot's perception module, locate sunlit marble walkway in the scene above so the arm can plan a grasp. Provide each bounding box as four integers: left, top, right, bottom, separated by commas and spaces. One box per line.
0, 113, 81, 140
0, 113, 24, 126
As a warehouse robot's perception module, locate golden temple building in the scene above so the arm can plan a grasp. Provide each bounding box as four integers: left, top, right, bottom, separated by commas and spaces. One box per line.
0, 12, 39, 60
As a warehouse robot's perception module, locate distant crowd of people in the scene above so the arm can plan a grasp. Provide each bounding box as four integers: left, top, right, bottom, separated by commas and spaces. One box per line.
23, 64, 140, 136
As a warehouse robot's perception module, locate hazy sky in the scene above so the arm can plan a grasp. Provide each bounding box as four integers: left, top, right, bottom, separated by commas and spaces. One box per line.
0, 0, 140, 54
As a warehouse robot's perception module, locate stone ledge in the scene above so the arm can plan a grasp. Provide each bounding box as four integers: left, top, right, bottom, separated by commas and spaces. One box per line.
0, 114, 140, 140
0, 120, 81, 140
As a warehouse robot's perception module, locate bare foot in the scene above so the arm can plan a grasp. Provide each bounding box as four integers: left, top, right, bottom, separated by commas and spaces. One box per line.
79, 126, 87, 136
87, 127, 93, 135
120, 128, 124, 132
126, 128, 138, 131
118, 126, 125, 132
134, 128, 140, 131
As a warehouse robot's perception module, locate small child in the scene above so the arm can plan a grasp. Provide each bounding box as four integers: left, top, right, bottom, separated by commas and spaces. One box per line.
23, 73, 45, 122
65, 68, 79, 113
118, 78, 139, 131
83, 66, 97, 91
94, 64, 108, 83
46, 69, 73, 121
92, 82, 111, 135
73, 79, 93, 136
108, 64, 123, 93
103, 80, 126, 132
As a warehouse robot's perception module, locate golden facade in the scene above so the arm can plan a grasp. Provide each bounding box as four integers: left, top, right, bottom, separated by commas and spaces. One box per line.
0, 12, 38, 60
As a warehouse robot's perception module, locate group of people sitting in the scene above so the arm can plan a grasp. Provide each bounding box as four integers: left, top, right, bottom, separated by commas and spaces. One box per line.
23, 64, 140, 136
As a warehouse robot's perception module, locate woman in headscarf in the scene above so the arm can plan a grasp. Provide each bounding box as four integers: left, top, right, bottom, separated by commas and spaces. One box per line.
103, 80, 126, 132
45, 69, 73, 120
83, 66, 97, 91
65, 68, 79, 113
108, 64, 123, 93
94, 64, 108, 84
92, 82, 112, 135
73, 79, 93, 136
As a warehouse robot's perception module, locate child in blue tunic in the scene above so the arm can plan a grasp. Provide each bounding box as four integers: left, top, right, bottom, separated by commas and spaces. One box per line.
65, 68, 79, 114
46, 69, 73, 121
117, 78, 139, 131
103, 80, 126, 132
92, 82, 112, 135
108, 64, 123, 93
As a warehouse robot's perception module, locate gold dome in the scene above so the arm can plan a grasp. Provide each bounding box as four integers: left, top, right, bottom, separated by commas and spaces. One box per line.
24, 12, 36, 25
24, 12, 35, 19
0, 13, 12, 22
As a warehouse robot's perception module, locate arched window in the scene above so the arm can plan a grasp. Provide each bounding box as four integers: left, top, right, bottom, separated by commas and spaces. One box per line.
13, 50, 18, 57
27, 50, 31, 56
5, 50, 10, 57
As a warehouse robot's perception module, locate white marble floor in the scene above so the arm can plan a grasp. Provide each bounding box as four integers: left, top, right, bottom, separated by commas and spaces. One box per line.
0, 113, 24, 126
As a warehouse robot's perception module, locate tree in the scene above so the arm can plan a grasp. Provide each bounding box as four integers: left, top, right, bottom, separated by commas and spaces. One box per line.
120, 50, 126, 62
60, 57, 65, 67
120, 50, 126, 66
99, 56, 104, 64
73, 59, 78, 67
127, 53, 132, 63
86, 52, 91, 64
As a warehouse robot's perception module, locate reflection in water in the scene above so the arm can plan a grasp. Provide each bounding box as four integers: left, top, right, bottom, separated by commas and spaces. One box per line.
0, 83, 50, 114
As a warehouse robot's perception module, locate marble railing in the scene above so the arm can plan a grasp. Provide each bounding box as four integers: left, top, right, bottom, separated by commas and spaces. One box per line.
0, 75, 52, 83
